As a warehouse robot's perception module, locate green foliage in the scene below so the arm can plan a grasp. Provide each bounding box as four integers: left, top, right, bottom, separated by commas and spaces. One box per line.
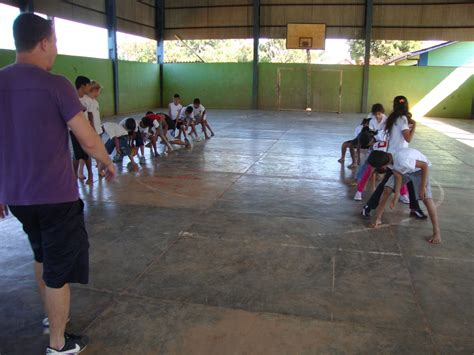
348, 40, 422, 63
117, 40, 157, 63
164, 39, 253, 63
118, 37, 318, 64
258, 39, 315, 63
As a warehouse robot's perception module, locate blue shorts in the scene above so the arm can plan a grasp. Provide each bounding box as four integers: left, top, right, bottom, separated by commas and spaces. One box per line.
105, 135, 131, 156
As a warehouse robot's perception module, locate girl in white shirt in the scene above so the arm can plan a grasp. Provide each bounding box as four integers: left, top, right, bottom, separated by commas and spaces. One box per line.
362, 96, 427, 219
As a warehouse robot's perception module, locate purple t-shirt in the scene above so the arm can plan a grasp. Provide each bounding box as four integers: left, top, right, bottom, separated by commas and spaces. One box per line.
0, 63, 84, 205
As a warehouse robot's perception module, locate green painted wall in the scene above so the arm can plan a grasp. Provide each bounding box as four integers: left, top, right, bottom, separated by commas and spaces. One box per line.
163, 63, 253, 109
1, 48, 471, 118
368, 66, 473, 118
427, 42, 474, 67
0, 49, 15, 68
0, 49, 114, 115
118, 60, 160, 113
50, 54, 114, 116
258, 63, 363, 112
427, 75, 474, 118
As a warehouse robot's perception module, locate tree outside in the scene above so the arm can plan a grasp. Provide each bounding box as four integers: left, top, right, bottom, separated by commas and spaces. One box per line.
117, 35, 424, 65
347, 40, 422, 64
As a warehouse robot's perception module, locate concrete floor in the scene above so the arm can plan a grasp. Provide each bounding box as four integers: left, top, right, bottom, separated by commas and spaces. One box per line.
1, 110, 473, 354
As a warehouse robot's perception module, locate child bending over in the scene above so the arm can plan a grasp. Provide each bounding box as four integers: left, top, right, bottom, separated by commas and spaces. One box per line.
338, 118, 372, 169
103, 122, 138, 171
368, 149, 441, 244
189, 98, 215, 140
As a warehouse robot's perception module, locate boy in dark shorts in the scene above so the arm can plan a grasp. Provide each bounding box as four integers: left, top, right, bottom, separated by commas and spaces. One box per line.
178, 105, 199, 141
72, 75, 94, 184
120, 117, 146, 163
141, 113, 174, 155
103, 122, 138, 171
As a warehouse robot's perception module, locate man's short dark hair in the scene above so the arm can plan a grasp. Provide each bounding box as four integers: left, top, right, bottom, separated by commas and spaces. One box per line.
368, 150, 390, 169
146, 111, 154, 115
173, 94, 180, 98
75, 76, 91, 90
125, 118, 136, 132
13, 13, 54, 52
185, 106, 194, 114
193, 98, 200, 104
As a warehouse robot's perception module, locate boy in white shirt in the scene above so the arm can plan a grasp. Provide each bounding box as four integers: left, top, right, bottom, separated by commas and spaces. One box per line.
120, 117, 146, 163
79, 80, 103, 177
88, 81, 103, 135
74, 76, 94, 185
103, 122, 138, 171
368, 149, 441, 244
168, 94, 182, 138
190, 98, 215, 140
178, 105, 199, 141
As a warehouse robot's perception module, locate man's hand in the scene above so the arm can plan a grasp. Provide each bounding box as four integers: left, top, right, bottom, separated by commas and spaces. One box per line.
0, 204, 9, 219
100, 162, 116, 181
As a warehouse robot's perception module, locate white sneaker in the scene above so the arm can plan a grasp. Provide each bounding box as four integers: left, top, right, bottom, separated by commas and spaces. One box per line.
399, 195, 410, 204
354, 191, 362, 201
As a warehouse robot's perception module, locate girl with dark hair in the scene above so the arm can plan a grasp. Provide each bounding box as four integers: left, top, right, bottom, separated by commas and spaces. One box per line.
361, 96, 427, 219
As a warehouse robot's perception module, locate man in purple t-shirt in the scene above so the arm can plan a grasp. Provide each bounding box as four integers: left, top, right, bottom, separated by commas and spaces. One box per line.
0, 13, 115, 354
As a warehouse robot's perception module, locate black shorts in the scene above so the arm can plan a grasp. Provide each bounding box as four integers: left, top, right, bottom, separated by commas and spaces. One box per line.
347, 138, 359, 146
176, 121, 185, 130
164, 115, 175, 129
134, 132, 144, 147
70, 131, 89, 160
9, 199, 89, 288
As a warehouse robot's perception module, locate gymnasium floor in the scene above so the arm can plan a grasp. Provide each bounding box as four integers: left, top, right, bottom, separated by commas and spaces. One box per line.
1, 110, 473, 354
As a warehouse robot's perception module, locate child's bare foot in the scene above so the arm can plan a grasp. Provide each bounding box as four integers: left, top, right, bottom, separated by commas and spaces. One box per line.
205, 135, 210, 140
348, 163, 358, 169
337, 158, 344, 163
370, 219, 383, 229
428, 233, 441, 244
85, 178, 93, 185
99, 171, 106, 178
78, 174, 86, 180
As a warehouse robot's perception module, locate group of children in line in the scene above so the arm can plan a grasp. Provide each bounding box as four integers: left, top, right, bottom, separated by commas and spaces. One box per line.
339, 96, 441, 244
70, 76, 215, 181
71, 75, 440, 244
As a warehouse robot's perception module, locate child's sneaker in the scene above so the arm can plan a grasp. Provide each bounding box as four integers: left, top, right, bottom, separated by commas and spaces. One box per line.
361, 205, 371, 218
399, 195, 410, 204
354, 191, 362, 201
410, 209, 428, 219
46, 333, 88, 354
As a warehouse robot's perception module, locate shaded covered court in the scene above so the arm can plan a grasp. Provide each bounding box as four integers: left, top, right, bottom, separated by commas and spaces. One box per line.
1, 110, 473, 354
